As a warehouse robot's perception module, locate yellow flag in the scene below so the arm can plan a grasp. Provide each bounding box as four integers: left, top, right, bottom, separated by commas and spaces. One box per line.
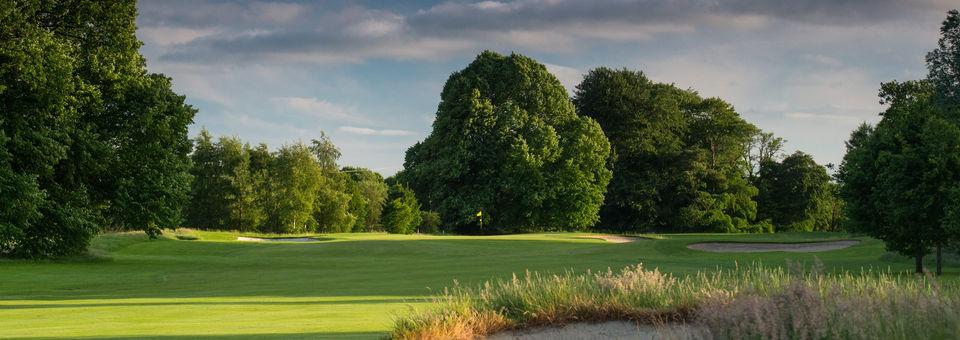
476, 211, 482, 217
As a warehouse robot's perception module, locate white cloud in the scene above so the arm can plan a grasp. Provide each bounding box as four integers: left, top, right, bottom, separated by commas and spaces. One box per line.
543, 62, 584, 95
139, 27, 217, 46
784, 111, 862, 123
271, 97, 369, 123
338, 126, 418, 136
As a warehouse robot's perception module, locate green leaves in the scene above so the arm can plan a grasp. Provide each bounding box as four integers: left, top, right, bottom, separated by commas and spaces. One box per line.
574, 68, 759, 233
185, 132, 388, 234
1, 0, 194, 256
382, 184, 422, 234
755, 152, 834, 232
838, 78, 960, 272
401, 51, 611, 233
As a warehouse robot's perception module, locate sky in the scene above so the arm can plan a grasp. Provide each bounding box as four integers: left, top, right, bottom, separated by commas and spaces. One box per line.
136, 0, 958, 175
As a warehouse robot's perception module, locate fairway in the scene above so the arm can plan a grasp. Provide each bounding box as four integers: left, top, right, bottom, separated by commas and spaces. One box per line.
0, 231, 948, 339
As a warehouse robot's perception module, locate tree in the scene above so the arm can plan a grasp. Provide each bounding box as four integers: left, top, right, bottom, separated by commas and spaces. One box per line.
186, 130, 225, 229
343, 167, 389, 230
927, 9, 960, 111
401, 51, 611, 233
225, 142, 266, 231
1, 0, 194, 256
264, 143, 323, 233
310, 135, 356, 233
574, 68, 760, 233
744, 131, 786, 180
755, 152, 833, 231
840, 11, 960, 275
382, 184, 422, 234
106, 74, 195, 237
838, 81, 960, 274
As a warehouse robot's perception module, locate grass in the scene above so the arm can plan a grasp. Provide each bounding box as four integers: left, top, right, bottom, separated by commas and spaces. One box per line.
393, 263, 960, 339
0, 230, 955, 339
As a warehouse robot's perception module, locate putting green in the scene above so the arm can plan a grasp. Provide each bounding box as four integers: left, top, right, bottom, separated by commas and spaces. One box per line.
0, 231, 948, 339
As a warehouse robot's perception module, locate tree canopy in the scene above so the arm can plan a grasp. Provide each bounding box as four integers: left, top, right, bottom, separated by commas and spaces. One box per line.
184, 131, 388, 234
838, 11, 960, 275
400, 51, 612, 233
574, 68, 761, 233
1, 0, 194, 257
755, 152, 834, 232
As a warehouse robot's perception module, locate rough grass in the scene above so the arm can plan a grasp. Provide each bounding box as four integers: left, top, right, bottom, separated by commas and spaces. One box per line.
391, 263, 960, 339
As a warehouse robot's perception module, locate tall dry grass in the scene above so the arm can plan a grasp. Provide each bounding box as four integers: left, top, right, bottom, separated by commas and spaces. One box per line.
391, 263, 960, 339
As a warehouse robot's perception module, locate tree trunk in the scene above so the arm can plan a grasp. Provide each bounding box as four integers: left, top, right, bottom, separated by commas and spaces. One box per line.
916, 245, 925, 274
937, 241, 943, 276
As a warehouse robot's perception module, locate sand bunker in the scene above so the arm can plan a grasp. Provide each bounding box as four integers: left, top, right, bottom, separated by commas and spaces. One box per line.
687, 240, 859, 253
236, 236, 319, 243
581, 235, 641, 243
488, 321, 708, 340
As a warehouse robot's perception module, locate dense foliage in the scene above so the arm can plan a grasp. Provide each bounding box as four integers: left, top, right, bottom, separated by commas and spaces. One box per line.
401, 51, 612, 233
382, 184, 423, 234
755, 152, 835, 232
839, 10, 960, 274
185, 130, 389, 233
574, 68, 762, 233
0, 0, 194, 257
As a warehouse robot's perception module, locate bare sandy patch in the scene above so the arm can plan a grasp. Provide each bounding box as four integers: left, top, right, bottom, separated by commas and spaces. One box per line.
580, 235, 642, 243
488, 321, 708, 340
236, 236, 318, 243
687, 240, 859, 253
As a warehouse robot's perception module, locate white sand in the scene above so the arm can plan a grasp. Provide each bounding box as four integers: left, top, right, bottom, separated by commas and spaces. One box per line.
581, 235, 642, 243
488, 321, 709, 340
687, 240, 859, 253
236, 236, 318, 242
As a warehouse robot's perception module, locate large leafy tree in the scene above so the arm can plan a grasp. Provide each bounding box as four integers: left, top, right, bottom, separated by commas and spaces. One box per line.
107, 74, 195, 237
755, 152, 833, 231
262, 143, 323, 233
401, 51, 612, 233
838, 81, 960, 274
574, 68, 759, 232
839, 11, 960, 275
1, 0, 194, 257
309, 135, 357, 233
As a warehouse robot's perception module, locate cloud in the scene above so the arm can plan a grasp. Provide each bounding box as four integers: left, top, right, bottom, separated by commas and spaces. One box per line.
338, 126, 418, 136
784, 111, 863, 123
141, 0, 949, 66
271, 97, 370, 123
543, 63, 584, 95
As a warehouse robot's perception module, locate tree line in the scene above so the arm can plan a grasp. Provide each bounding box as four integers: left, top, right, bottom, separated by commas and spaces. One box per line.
185, 130, 428, 235
399, 52, 839, 234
